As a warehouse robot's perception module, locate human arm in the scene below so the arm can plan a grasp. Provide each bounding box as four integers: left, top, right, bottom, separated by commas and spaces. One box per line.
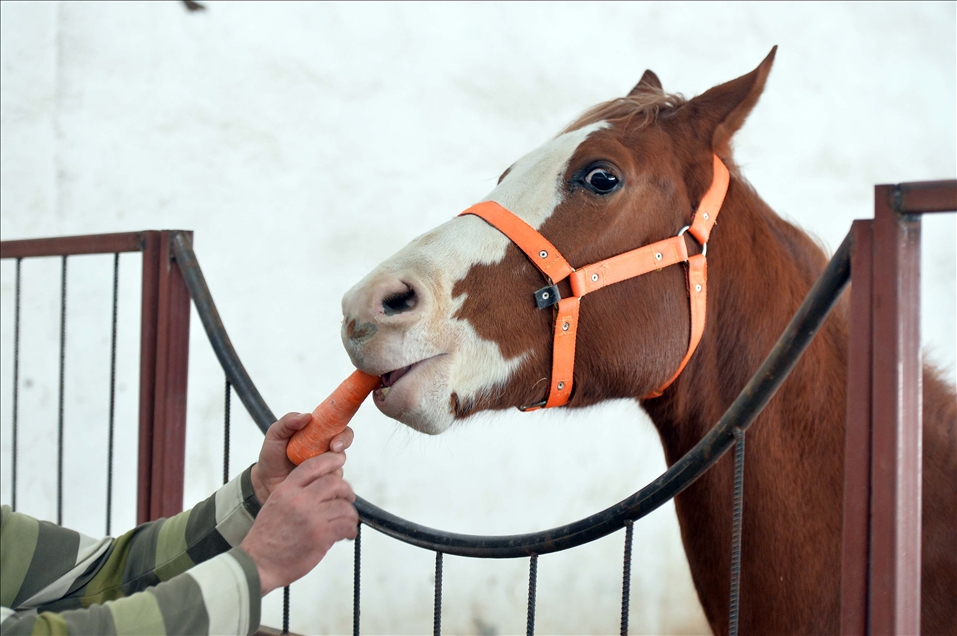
0, 465, 263, 636
1, 413, 357, 634
1, 538, 260, 636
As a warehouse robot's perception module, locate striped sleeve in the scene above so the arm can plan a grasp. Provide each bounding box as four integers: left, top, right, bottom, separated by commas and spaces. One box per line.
0, 549, 260, 636
0, 466, 263, 635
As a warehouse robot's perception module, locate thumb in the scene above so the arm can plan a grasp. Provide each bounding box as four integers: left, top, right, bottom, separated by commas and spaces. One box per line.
269, 412, 312, 442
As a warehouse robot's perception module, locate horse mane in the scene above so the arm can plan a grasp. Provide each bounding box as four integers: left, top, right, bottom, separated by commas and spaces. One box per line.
563, 88, 687, 133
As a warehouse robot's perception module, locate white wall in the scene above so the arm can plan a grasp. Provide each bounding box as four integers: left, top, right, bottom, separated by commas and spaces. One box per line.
1, 3, 954, 634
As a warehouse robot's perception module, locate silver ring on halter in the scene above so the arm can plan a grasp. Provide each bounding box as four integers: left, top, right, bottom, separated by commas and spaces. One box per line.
518, 399, 547, 412
677, 225, 707, 257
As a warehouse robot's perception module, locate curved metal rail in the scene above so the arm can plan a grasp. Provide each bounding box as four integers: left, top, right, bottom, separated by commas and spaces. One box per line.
170, 229, 853, 559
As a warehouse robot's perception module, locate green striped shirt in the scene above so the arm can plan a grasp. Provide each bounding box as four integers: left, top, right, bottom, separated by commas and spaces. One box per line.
1, 467, 263, 635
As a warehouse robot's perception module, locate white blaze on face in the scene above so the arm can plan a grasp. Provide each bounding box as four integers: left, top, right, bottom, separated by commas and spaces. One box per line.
483, 121, 609, 228
343, 121, 608, 433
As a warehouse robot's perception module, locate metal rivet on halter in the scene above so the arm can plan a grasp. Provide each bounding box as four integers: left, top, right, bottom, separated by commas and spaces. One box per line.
655, 252, 662, 261
591, 273, 599, 282
695, 284, 702, 292
557, 381, 565, 390
703, 212, 710, 220
539, 250, 548, 258
562, 322, 570, 331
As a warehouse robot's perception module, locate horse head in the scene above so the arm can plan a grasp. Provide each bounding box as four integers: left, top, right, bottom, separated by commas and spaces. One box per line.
341, 48, 776, 434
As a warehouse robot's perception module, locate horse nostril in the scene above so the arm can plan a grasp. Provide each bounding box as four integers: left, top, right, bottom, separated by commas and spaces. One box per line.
382, 284, 418, 316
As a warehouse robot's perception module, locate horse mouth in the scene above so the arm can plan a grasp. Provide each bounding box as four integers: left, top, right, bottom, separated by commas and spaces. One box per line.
380, 364, 413, 389
374, 354, 445, 403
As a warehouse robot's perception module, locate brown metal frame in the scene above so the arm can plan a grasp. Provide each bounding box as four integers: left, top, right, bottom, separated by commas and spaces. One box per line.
1, 230, 192, 524
841, 180, 956, 635
138, 231, 193, 523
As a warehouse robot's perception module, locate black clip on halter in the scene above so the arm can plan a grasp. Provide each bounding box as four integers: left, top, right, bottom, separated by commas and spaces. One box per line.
534, 284, 561, 309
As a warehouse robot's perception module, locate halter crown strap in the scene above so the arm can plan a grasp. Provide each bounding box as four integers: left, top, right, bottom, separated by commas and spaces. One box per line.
689, 154, 729, 244
459, 155, 729, 408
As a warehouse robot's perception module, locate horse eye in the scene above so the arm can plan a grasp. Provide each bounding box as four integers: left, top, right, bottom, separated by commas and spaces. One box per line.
584, 168, 620, 193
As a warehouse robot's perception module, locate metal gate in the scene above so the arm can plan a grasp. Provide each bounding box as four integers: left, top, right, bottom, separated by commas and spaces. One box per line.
2, 179, 954, 635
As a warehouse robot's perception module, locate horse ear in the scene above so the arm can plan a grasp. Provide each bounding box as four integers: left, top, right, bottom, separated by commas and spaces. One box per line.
628, 70, 663, 96
687, 46, 777, 156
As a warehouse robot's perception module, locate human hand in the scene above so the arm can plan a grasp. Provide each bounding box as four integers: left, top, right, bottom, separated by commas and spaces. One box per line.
240, 451, 359, 596
250, 412, 355, 505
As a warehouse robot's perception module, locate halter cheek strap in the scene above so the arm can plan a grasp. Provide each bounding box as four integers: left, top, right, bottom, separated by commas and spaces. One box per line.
460, 154, 729, 408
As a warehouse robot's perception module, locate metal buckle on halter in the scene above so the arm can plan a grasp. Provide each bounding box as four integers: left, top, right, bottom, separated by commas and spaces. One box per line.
518, 399, 548, 412
534, 284, 561, 309
677, 225, 707, 256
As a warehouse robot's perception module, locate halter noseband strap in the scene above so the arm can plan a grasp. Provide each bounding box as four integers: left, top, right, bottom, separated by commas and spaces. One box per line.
459, 154, 730, 409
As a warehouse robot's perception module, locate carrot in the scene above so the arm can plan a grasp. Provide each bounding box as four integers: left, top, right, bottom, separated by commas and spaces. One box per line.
286, 370, 381, 465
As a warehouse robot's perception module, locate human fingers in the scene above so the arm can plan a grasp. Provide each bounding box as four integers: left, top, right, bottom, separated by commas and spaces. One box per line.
333, 517, 360, 541
267, 412, 312, 442
251, 413, 314, 504
328, 426, 355, 453
315, 467, 344, 481
315, 500, 360, 536
327, 514, 360, 542
286, 452, 347, 487
305, 473, 356, 504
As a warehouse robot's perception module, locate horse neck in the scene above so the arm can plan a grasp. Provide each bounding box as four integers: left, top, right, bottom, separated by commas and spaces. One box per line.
640, 174, 850, 632
643, 174, 847, 460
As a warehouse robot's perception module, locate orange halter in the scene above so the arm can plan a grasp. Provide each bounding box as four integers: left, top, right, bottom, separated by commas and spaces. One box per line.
459, 154, 730, 409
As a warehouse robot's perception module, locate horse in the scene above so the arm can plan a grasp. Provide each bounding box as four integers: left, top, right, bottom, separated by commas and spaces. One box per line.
339, 48, 957, 635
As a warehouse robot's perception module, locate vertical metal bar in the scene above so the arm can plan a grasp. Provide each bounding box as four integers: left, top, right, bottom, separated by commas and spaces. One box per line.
728, 429, 746, 636
620, 520, 634, 636
57, 255, 67, 525
11, 258, 21, 511
138, 232, 160, 525
353, 523, 362, 636
106, 253, 119, 535
526, 554, 538, 636
869, 185, 922, 635
433, 552, 443, 636
282, 586, 290, 634
147, 231, 192, 520
223, 379, 231, 485
841, 220, 874, 635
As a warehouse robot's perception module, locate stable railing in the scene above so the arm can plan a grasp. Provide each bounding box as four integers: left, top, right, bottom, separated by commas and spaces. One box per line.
1, 179, 954, 635
1, 231, 191, 527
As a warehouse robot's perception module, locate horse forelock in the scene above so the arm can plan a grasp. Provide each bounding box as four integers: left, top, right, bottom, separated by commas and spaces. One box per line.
563, 89, 687, 134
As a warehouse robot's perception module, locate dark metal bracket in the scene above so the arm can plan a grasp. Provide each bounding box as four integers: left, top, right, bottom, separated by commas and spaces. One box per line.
534, 284, 560, 309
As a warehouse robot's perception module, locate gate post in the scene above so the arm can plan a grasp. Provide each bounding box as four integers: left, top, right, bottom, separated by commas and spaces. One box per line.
841, 220, 874, 635
137, 231, 192, 523
868, 186, 922, 635
842, 181, 956, 634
